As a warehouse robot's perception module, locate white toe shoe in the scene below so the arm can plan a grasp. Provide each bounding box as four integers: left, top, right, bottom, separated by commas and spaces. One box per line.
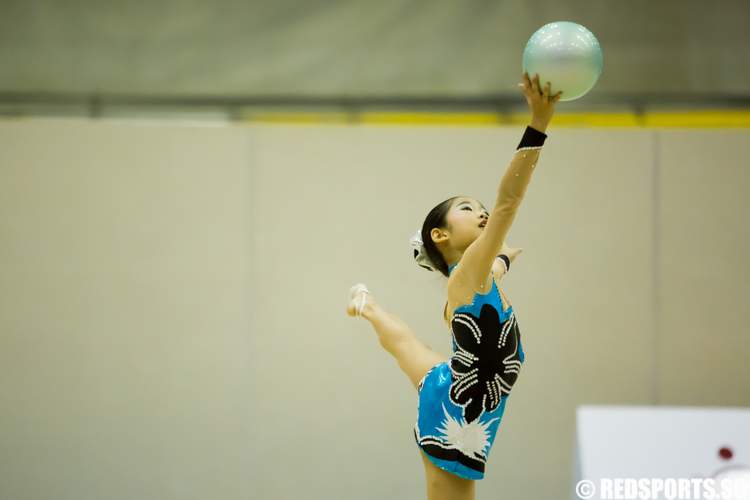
348, 283, 370, 317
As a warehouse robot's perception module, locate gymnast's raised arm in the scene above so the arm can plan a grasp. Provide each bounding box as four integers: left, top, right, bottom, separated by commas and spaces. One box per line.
448, 72, 562, 299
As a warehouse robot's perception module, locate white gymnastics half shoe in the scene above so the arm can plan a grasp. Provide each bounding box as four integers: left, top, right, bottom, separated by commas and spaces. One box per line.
348, 283, 370, 317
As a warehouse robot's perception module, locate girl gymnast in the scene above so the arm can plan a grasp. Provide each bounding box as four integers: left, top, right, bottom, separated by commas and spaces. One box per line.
346, 72, 561, 500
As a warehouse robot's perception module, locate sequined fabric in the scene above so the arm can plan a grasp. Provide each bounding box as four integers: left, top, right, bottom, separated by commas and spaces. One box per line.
414, 263, 525, 480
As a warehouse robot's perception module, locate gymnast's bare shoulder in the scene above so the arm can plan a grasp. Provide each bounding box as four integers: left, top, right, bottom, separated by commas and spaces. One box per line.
443, 257, 508, 325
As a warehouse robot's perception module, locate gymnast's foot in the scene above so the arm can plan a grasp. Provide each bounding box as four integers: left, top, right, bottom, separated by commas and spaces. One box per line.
347, 283, 374, 318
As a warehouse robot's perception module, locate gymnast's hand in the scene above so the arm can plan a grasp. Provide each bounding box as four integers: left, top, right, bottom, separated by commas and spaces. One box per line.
501, 243, 523, 263
518, 72, 562, 133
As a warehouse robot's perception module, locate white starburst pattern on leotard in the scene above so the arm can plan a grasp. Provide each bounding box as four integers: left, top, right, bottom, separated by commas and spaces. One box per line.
435, 403, 500, 459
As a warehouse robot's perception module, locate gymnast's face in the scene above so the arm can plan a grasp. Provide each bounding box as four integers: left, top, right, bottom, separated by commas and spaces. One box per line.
432, 197, 489, 254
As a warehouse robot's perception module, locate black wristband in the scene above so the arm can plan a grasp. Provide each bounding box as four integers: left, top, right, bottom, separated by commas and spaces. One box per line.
498, 254, 511, 272
516, 125, 547, 150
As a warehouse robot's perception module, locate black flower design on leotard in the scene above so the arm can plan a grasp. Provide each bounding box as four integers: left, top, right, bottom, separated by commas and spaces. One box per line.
449, 304, 523, 423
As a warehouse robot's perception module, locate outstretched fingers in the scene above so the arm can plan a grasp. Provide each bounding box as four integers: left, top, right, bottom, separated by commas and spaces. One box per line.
520, 72, 563, 102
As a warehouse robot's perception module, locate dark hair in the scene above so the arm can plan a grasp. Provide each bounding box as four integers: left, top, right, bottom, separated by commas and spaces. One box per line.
420, 196, 458, 277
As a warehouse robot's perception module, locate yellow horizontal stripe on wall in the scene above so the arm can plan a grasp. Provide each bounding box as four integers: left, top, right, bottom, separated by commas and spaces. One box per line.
508, 112, 641, 127
247, 112, 350, 123
358, 112, 500, 125
244, 110, 750, 127
642, 110, 750, 127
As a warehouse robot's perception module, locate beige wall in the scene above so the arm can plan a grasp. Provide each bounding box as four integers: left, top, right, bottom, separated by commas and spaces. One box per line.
658, 131, 750, 406
0, 119, 748, 500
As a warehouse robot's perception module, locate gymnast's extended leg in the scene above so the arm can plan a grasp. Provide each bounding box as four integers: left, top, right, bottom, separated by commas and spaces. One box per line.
346, 285, 475, 500
346, 285, 445, 391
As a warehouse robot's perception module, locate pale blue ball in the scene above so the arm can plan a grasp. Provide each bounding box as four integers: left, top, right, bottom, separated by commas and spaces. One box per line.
522, 22, 603, 102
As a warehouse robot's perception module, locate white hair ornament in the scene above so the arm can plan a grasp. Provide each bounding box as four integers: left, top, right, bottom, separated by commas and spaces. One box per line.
409, 229, 437, 272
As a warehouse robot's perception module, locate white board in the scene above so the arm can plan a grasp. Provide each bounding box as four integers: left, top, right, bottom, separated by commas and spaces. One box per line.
573, 406, 750, 499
